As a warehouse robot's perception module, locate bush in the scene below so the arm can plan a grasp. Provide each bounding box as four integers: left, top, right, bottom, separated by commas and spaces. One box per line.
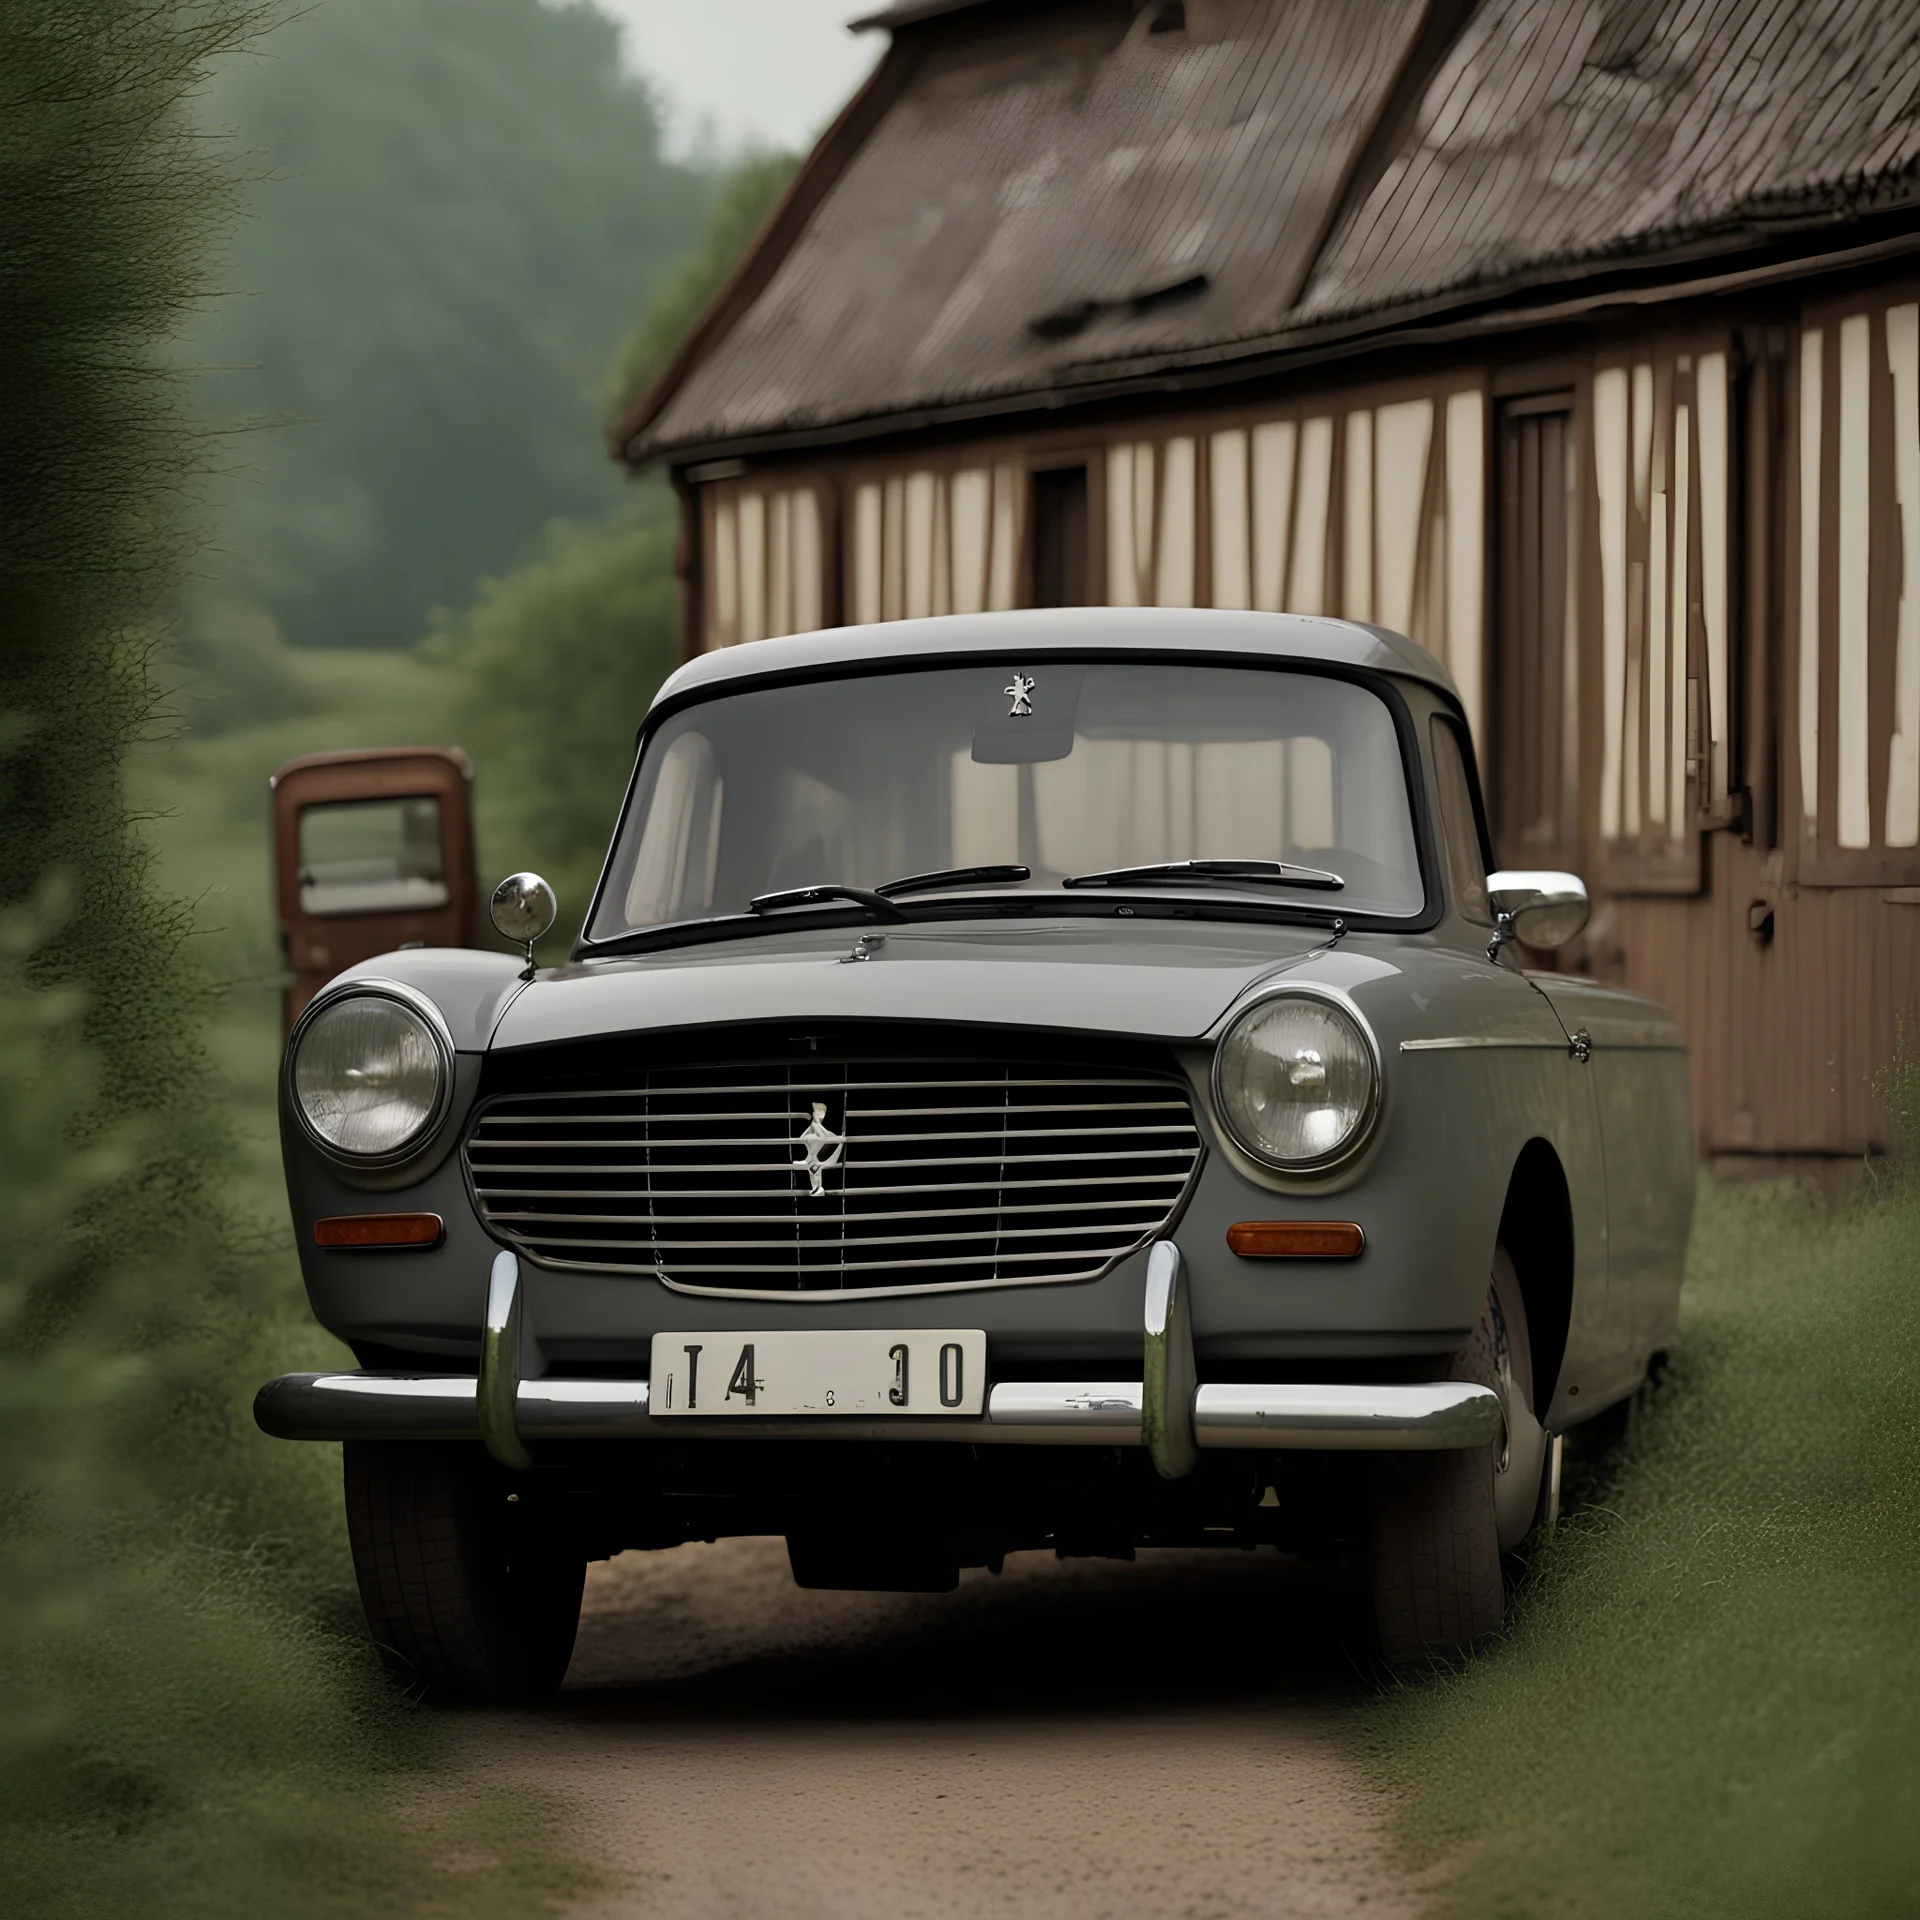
433, 493, 681, 940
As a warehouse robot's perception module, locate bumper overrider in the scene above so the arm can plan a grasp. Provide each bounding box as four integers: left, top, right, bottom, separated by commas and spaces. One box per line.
255, 1243, 1500, 1475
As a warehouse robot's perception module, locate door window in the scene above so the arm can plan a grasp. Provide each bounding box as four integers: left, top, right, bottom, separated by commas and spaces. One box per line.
298, 796, 448, 915
1430, 716, 1492, 926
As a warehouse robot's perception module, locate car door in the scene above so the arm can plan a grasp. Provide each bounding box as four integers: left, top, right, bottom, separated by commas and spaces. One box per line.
271, 748, 481, 1031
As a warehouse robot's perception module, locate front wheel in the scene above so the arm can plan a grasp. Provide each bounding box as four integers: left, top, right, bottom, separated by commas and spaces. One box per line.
343, 1441, 585, 1705
1369, 1249, 1545, 1665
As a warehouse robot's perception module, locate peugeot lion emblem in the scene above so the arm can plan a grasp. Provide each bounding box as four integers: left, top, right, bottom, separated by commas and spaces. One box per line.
795, 1100, 844, 1198
1005, 672, 1036, 718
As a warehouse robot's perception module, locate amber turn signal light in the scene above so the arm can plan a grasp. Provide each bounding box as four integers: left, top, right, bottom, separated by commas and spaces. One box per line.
313, 1212, 444, 1251
1227, 1221, 1365, 1259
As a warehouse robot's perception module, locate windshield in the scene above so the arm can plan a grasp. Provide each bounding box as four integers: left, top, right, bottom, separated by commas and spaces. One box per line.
590, 661, 1424, 939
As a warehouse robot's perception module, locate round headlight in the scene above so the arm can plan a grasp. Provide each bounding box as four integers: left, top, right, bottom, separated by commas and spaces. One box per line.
1213, 992, 1380, 1171
291, 989, 450, 1161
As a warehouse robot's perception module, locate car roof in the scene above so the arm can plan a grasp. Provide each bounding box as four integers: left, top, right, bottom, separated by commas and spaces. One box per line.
653, 607, 1460, 712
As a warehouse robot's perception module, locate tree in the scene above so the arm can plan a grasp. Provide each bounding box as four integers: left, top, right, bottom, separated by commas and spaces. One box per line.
442, 151, 801, 931
198, 0, 712, 650
603, 148, 799, 421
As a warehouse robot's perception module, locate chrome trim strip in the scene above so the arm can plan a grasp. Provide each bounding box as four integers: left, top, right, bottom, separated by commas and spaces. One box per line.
475, 1120, 1196, 1148
471, 1146, 1197, 1175
482, 1074, 1179, 1100
308, 1373, 477, 1400
256, 1372, 1497, 1450
1192, 1380, 1501, 1450
486, 1196, 1169, 1227
484, 1100, 1193, 1125
1398, 1036, 1567, 1052
474, 1173, 1192, 1200
492, 1247, 1151, 1276
516, 1375, 651, 1440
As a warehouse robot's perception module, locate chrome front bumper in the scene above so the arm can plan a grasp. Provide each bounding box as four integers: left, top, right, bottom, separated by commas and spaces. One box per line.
258, 1243, 1499, 1462
254, 1373, 1498, 1451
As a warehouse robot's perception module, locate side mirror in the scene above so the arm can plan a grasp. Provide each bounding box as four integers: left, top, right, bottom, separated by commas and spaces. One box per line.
1486, 870, 1590, 951
490, 871, 557, 969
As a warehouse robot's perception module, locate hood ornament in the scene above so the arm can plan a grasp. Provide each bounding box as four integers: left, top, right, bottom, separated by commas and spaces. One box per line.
794, 1101, 844, 1197
1004, 672, 1035, 718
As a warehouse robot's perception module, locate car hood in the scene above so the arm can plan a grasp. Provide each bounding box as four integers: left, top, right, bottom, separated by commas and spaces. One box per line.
490, 919, 1359, 1051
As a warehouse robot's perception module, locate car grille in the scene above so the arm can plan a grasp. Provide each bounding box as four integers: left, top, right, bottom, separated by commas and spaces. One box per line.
464, 1059, 1203, 1296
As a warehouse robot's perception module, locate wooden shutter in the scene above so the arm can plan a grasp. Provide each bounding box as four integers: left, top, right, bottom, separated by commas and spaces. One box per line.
1792, 285, 1920, 884
1030, 465, 1090, 607
1492, 393, 1580, 871
1588, 345, 1725, 892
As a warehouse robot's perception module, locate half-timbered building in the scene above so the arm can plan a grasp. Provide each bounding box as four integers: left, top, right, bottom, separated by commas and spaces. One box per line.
612, 0, 1920, 1178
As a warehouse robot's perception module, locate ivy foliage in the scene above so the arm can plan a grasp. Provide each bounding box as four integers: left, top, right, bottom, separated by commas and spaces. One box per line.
0, 6, 572, 1910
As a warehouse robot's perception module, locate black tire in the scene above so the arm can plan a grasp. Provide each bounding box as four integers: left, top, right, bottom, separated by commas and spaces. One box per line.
1368, 1274, 1509, 1666
343, 1441, 585, 1705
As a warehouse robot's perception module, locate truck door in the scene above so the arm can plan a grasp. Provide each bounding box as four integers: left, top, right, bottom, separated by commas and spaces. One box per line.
272, 747, 479, 1031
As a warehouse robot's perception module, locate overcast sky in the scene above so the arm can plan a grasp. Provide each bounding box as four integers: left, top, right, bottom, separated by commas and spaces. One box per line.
593, 0, 885, 158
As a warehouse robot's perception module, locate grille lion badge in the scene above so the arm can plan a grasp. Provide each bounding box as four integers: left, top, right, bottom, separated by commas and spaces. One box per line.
1004, 672, 1035, 718
794, 1100, 844, 1197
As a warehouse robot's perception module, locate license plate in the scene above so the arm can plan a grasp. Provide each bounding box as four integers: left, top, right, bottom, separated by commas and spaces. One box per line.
649, 1329, 986, 1418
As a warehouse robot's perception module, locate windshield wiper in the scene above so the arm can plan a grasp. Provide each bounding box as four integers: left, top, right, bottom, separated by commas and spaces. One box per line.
1062, 858, 1345, 893
748, 866, 1033, 919
747, 883, 909, 921
876, 864, 1031, 899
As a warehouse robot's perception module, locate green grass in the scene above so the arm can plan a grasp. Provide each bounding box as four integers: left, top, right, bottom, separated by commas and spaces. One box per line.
1367, 1155, 1920, 1917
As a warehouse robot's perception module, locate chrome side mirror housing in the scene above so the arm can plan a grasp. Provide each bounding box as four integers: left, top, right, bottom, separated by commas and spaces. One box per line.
1486, 870, 1590, 951
490, 871, 557, 969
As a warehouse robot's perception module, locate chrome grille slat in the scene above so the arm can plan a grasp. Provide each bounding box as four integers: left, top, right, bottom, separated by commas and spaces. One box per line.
471, 1196, 1175, 1226
477, 1099, 1191, 1126
468, 1167, 1182, 1198
466, 1057, 1202, 1296
484, 1073, 1174, 1101
474, 1123, 1198, 1149
471, 1146, 1197, 1175
544, 1220, 1163, 1249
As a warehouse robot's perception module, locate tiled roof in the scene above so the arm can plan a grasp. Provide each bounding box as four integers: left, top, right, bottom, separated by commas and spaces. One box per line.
626, 0, 1920, 462
1298, 0, 1920, 324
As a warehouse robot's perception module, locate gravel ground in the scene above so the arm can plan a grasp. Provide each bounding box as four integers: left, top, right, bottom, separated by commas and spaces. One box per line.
447, 1537, 1430, 1919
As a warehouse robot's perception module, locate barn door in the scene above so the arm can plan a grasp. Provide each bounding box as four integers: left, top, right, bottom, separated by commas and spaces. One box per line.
1492, 392, 1580, 872
1030, 463, 1090, 606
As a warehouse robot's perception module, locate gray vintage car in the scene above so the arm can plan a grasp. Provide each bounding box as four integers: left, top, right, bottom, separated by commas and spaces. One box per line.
257, 607, 1691, 1697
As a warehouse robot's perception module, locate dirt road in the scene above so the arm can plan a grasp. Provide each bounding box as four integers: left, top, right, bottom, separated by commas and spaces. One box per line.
451, 1538, 1429, 1918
